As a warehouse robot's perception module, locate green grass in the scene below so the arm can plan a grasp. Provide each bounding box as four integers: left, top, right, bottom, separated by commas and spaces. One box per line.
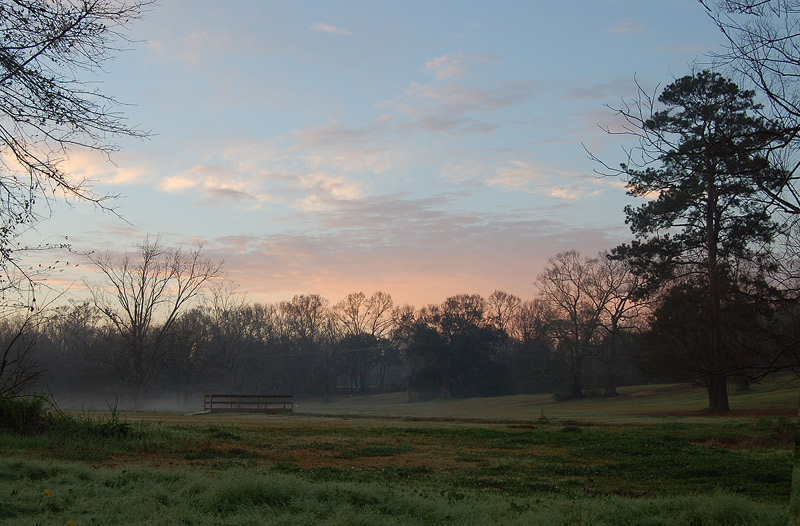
0, 458, 789, 526
0, 376, 797, 524
296, 374, 800, 423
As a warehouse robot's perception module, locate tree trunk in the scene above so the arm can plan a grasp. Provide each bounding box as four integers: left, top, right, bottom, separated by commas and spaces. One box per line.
604, 366, 619, 397
440, 373, 452, 399
570, 371, 584, 399
706, 374, 730, 413
604, 337, 619, 397
705, 170, 730, 414
378, 363, 386, 392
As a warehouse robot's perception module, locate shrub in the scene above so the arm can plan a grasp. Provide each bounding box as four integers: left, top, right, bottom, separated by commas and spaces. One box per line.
0, 394, 50, 433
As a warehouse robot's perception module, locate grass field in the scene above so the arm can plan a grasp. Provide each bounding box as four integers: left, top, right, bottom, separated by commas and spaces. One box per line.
1, 376, 798, 525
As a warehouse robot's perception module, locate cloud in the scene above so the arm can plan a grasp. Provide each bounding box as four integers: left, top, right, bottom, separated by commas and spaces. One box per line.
52, 150, 154, 191
310, 22, 352, 36
402, 81, 533, 112
295, 173, 364, 211
194, 193, 630, 306
160, 174, 199, 192
157, 164, 268, 205
488, 161, 603, 200
423, 53, 465, 80
440, 160, 486, 184
148, 29, 238, 67
606, 17, 645, 35
292, 122, 376, 149
380, 80, 533, 135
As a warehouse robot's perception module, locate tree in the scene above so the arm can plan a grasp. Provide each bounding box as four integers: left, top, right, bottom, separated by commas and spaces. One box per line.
486, 290, 522, 334
279, 294, 336, 397
0, 0, 151, 289
638, 273, 777, 390
536, 251, 608, 399
701, 1, 800, 218
506, 298, 561, 394
332, 291, 395, 392
593, 254, 646, 397
0, 311, 44, 397
88, 238, 222, 409
43, 299, 107, 396
160, 307, 213, 406
604, 71, 784, 411
406, 294, 506, 399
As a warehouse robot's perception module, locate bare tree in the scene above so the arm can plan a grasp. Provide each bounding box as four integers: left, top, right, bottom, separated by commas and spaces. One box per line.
332, 291, 396, 393
537, 251, 609, 399
160, 307, 213, 406
88, 238, 222, 409
0, 0, 152, 288
204, 280, 250, 377
333, 291, 394, 338
594, 254, 646, 396
486, 290, 522, 334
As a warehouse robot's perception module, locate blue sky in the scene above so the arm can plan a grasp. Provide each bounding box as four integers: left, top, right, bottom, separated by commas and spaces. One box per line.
26, 0, 728, 306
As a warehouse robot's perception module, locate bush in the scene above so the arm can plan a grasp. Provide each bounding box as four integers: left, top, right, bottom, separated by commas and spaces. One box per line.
0, 394, 50, 433
0, 393, 136, 438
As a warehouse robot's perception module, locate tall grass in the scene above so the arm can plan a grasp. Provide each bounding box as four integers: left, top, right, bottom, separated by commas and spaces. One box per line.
0, 458, 788, 525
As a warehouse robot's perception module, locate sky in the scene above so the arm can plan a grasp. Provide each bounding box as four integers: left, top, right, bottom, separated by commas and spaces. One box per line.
23, 0, 729, 308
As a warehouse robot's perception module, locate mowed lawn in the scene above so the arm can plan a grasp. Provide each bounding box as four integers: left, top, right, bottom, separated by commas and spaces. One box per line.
0, 376, 797, 525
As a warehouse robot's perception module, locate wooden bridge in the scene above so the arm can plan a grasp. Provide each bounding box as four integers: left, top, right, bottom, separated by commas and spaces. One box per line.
203, 394, 293, 413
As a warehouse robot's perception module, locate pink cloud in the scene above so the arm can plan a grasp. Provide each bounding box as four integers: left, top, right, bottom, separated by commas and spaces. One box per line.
310, 22, 352, 36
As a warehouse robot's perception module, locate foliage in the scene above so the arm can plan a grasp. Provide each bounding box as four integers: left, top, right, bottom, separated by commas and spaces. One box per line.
0, 391, 136, 441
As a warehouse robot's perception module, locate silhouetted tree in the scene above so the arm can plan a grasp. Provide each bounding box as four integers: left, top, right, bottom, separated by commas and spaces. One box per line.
638, 273, 777, 390
506, 298, 561, 394
593, 254, 646, 396
160, 307, 213, 405
279, 294, 335, 397
88, 238, 222, 409
43, 300, 107, 396
406, 294, 506, 399
332, 291, 396, 392
537, 251, 608, 399
604, 71, 785, 411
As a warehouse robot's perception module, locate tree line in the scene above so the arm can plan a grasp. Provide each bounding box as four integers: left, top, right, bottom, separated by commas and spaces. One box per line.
0, 243, 653, 409
0, 230, 793, 412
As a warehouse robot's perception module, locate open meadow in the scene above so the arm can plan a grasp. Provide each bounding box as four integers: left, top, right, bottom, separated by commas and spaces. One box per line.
1, 376, 798, 525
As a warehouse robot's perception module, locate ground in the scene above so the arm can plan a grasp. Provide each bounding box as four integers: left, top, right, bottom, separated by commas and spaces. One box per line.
0, 376, 797, 525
